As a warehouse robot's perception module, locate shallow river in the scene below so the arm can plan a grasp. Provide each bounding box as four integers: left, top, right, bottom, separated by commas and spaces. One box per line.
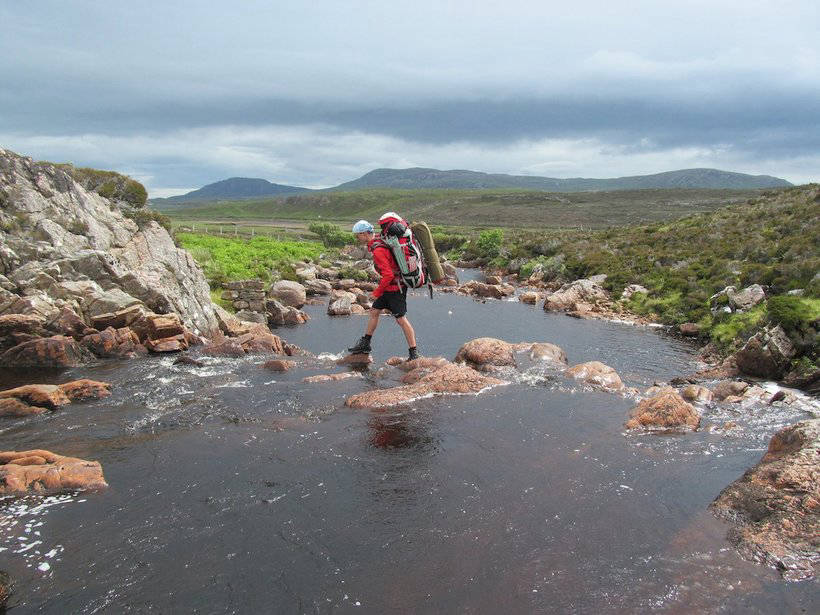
0, 279, 817, 613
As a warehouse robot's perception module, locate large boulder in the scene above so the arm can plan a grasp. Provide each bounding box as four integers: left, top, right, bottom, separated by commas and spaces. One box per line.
81, 326, 144, 358
270, 280, 307, 308
544, 278, 610, 312
728, 284, 766, 312
0, 149, 220, 336
0, 449, 107, 495
625, 388, 701, 430
345, 363, 506, 408
0, 384, 70, 410
528, 342, 568, 365
58, 379, 111, 402
566, 361, 624, 391
712, 379, 750, 400
303, 279, 333, 296
327, 294, 354, 316
734, 325, 796, 379
0, 335, 92, 367
454, 337, 516, 368
711, 419, 820, 581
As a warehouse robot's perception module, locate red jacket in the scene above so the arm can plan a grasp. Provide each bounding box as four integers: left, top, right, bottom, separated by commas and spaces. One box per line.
368, 237, 401, 297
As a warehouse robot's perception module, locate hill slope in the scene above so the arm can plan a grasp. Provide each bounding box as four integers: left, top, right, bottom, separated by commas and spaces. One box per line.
154, 177, 311, 206
333, 167, 792, 191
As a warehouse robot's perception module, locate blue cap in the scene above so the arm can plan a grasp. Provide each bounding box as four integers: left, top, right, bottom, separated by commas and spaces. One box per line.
352, 220, 373, 233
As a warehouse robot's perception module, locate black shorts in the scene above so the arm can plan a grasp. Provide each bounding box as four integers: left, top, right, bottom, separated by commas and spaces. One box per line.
372, 288, 407, 317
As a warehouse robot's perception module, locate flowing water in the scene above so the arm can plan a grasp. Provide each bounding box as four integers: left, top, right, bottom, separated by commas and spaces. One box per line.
0, 278, 817, 613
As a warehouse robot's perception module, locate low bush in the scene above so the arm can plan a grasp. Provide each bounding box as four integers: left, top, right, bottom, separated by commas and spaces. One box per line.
309, 222, 352, 247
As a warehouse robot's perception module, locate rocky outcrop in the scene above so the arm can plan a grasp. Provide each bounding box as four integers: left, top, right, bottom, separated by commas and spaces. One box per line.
566, 361, 624, 391
625, 388, 700, 431
0, 335, 92, 367
454, 337, 516, 368
265, 298, 309, 326
345, 363, 506, 408
0, 449, 107, 494
729, 284, 766, 312
711, 419, 820, 581
712, 379, 749, 401
528, 342, 568, 365
620, 284, 648, 300
544, 278, 610, 312
0, 149, 220, 338
0, 379, 111, 417
734, 325, 796, 379
58, 379, 111, 401
680, 384, 713, 403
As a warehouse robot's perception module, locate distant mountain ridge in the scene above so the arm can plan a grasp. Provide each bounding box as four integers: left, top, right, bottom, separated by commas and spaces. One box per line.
153, 177, 311, 206
332, 167, 792, 192
150, 167, 791, 205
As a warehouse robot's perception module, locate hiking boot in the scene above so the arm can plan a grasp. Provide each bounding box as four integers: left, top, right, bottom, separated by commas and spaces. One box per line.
347, 336, 372, 354
407, 347, 419, 362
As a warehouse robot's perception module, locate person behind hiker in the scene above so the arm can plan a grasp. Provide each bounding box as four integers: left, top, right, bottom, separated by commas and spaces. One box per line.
347, 217, 418, 361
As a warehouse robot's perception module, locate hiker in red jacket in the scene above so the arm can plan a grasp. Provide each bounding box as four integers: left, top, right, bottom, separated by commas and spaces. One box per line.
347, 218, 418, 361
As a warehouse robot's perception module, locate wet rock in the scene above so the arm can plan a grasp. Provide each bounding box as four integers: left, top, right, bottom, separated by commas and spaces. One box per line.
0, 570, 10, 607
680, 384, 713, 403
303, 372, 361, 383
528, 342, 568, 365
270, 280, 307, 308
262, 359, 295, 371
712, 379, 750, 401
283, 342, 303, 356
625, 388, 701, 431
768, 390, 787, 404
57, 379, 111, 402
519, 291, 540, 305
621, 284, 648, 300
0, 397, 46, 417
346, 363, 505, 408
337, 353, 373, 367
734, 325, 796, 379
81, 326, 143, 358
0, 335, 92, 367
266, 298, 307, 326
0, 384, 69, 410
145, 334, 188, 353
0, 313, 46, 337
399, 357, 450, 372
459, 281, 515, 299
0, 449, 108, 495
173, 355, 205, 368
484, 275, 502, 285
350, 304, 367, 315
710, 419, 820, 581
544, 278, 610, 312
203, 338, 246, 357
454, 337, 516, 368
235, 330, 285, 355
678, 323, 701, 337
566, 361, 624, 391
782, 367, 820, 395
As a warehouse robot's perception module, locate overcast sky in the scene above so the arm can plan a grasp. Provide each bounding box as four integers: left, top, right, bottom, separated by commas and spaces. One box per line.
1, 1, 818, 196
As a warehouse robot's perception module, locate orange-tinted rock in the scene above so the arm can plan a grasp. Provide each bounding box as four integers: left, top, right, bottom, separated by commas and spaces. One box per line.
337, 353, 373, 366
0, 313, 45, 336
262, 359, 295, 371
203, 338, 246, 357
0, 335, 91, 367
459, 281, 514, 299
46, 307, 87, 339
712, 379, 749, 401
454, 337, 516, 368
90, 305, 147, 331
711, 419, 820, 581
81, 326, 142, 358
346, 363, 505, 408
680, 384, 713, 403
0, 384, 70, 410
57, 379, 111, 402
303, 372, 361, 383
566, 361, 624, 391
0, 449, 108, 495
0, 398, 46, 417
519, 291, 540, 305
146, 313, 186, 340
385, 356, 406, 366
236, 331, 285, 354
625, 389, 700, 430
398, 356, 450, 372
145, 334, 188, 353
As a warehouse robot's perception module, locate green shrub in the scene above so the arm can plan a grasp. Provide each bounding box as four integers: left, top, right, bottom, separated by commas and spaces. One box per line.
58, 165, 148, 207
338, 266, 370, 282
767, 295, 819, 333
309, 222, 351, 247
708, 305, 767, 349
476, 228, 503, 258
122, 207, 172, 232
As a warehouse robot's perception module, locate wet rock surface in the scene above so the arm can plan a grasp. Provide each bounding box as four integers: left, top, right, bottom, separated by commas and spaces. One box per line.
0, 335, 93, 368
711, 419, 820, 581
0, 449, 107, 495
625, 388, 701, 431
454, 337, 516, 368
566, 361, 624, 391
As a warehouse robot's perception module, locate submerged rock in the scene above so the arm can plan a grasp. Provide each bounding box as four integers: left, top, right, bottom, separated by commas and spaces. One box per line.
454, 337, 516, 368
566, 361, 624, 391
345, 363, 505, 408
711, 419, 820, 581
625, 388, 700, 431
262, 359, 295, 371
303, 372, 361, 383
0, 449, 107, 495
57, 379, 111, 402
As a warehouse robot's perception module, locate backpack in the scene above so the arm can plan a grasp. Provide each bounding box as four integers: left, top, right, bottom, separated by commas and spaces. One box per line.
373, 214, 428, 290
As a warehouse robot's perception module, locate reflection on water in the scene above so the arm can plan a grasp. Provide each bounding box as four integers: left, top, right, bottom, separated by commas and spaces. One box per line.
0, 290, 816, 613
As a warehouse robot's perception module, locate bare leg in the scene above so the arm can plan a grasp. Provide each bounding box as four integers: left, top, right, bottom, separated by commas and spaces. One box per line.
366, 308, 381, 335
395, 316, 416, 348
